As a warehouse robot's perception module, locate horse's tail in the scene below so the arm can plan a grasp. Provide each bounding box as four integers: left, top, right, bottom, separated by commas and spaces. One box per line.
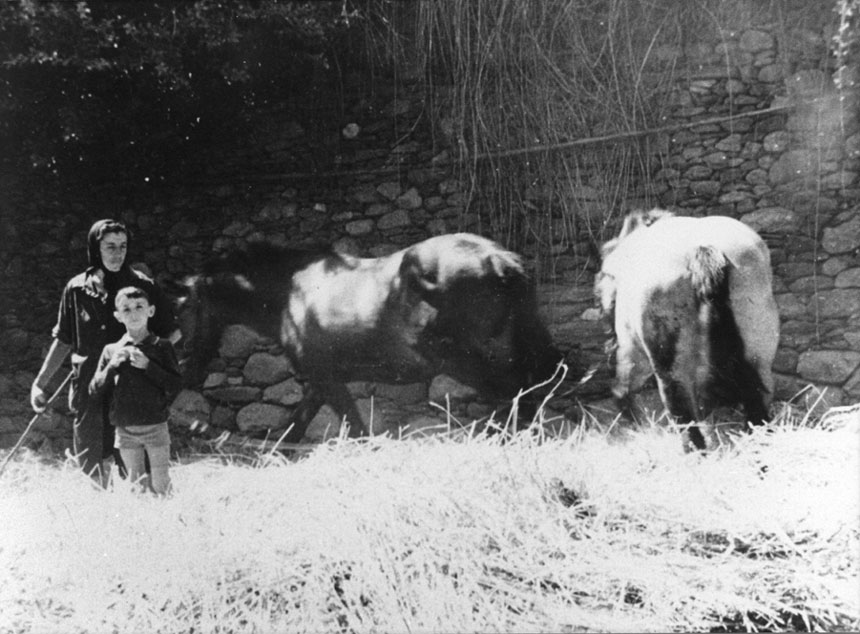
689, 245, 728, 302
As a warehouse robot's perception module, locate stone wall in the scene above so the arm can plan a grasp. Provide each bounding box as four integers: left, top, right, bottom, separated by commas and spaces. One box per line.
0, 21, 858, 453
541, 24, 860, 412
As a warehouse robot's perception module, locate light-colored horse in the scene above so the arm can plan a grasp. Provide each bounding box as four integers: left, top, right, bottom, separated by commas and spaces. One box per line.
596, 209, 779, 449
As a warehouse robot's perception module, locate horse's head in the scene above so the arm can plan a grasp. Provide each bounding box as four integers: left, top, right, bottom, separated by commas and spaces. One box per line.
595, 207, 676, 318
175, 274, 225, 388
176, 250, 286, 387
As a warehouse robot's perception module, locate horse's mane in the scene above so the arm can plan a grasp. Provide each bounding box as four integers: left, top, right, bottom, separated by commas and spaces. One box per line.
203, 241, 338, 278
599, 208, 677, 262
618, 208, 675, 238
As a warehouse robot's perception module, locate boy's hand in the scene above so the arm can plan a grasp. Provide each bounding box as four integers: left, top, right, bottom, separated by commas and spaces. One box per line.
109, 347, 132, 369
126, 347, 150, 370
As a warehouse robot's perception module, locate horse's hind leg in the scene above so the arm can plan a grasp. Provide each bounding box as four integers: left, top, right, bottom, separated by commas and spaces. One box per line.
737, 362, 770, 431
655, 374, 707, 451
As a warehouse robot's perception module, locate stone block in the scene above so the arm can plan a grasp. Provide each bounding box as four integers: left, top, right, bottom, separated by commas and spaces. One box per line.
243, 352, 292, 385
236, 403, 290, 433
375, 382, 428, 405
775, 293, 807, 319
836, 268, 860, 288
396, 187, 422, 210
814, 289, 860, 318
305, 404, 345, 441
768, 149, 816, 185
366, 203, 391, 217
345, 219, 373, 236
219, 325, 263, 359
203, 372, 227, 389
739, 30, 773, 53
205, 386, 262, 404
377, 181, 402, 201
378, 209, 411, 230
797, 350, 860, 383
715, 134, 743, 152
170, 390, 211, 429
429, 374, 478, 405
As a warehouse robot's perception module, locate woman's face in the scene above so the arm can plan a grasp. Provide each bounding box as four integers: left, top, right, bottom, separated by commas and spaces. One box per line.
99, 231, 128, 272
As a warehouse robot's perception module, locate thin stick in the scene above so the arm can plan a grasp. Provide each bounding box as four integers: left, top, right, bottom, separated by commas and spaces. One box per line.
0, 371, 73, 478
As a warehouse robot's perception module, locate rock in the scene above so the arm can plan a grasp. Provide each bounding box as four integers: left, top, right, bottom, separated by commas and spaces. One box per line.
399, 413, 448, 437
263, 378, 304, 406
219, 325, 263, 358
797, 350, 860, 383
684, 165, 713, 180
377, 209, 411, 230
376, 182, 402, 201
429, 374, 478, 405
211, 405, 236, 430
236, 403, 290, 433
427, 218, 447, 235
223, 221, 252, 237
243, 352, 292, 385
439, 179, 461, 195
836, 268, 860, 288
822, 215, 860, 254
762, 131, 790, 153
718, 191, 751, 204
203, 372, 227, 389
768, 150, 816, 184
738, 29, 773, 53
366, 203, 391, 217
715, 134, 742, 152
375, 382, 428, 405
170, 390, 211, 429
775, 293, 806, 319
814, 290, 860, 318
305, 404, 345, 441
205, 386, 262, 404
396, 187, 422, 210
758, 64, 782, 83
351, 185, 379, 204
342, 123, 360, 139
345, 219, 374, 236
581, 307, 602, 321
740, 207, 800, 233
690, 181, 720, 196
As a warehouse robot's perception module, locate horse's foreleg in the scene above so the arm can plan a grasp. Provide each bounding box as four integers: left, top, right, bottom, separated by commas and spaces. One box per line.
284, 386, 326, 443
323, 383, 367, 438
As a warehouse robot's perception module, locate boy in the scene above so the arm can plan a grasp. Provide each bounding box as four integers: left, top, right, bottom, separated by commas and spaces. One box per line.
89, 286, 182, 494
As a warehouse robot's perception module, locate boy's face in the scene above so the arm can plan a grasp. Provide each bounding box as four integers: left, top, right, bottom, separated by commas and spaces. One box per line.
115, 295, 155, 330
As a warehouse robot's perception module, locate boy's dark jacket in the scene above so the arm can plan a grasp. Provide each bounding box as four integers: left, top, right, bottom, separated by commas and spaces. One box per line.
89, 333, 182, 428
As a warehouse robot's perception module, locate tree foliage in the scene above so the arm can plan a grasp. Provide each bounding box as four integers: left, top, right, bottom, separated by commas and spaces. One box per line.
0, 0, 367, 184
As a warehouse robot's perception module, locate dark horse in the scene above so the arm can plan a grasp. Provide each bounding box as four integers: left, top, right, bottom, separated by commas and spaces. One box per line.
178, 233, 563, 442
595, 209, 779, 450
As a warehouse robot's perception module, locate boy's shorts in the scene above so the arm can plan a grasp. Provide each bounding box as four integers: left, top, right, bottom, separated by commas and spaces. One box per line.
114, 422, 170, 450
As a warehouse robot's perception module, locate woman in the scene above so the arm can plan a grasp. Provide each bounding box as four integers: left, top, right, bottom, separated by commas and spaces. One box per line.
30, 219, 179, 484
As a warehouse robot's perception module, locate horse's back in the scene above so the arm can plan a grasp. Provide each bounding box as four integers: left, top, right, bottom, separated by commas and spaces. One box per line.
400, 233, 525, 290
